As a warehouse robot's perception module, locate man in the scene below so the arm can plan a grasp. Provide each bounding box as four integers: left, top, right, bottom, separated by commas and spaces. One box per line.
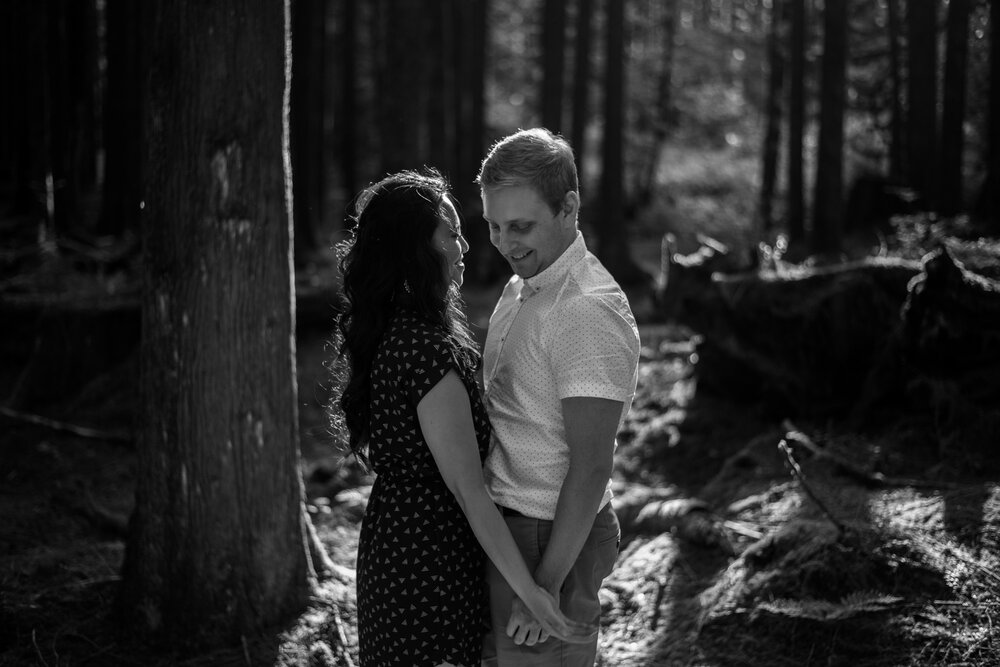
476, 128, 640, 666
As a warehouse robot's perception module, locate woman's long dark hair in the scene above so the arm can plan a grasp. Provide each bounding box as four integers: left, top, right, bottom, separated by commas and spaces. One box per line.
329, 169, 477, 468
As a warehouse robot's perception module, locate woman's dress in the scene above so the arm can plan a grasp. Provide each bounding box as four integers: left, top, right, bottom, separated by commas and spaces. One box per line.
357, 310, 492, 666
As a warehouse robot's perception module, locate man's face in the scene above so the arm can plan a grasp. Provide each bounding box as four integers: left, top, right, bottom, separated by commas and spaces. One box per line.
482, 185, 577, 279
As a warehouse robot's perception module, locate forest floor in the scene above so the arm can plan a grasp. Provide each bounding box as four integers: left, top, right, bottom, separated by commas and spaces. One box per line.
3, 141, 999, 665
2, 260, 999, 666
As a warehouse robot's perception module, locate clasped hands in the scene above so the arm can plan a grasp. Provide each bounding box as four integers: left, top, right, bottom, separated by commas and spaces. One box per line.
505, 590, 597, 646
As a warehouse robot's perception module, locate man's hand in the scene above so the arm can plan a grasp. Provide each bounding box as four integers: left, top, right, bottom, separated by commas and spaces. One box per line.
506, 595, 554, 646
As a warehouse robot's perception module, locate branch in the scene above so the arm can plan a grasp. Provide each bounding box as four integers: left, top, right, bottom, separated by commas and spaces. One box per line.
0, 406, 132, 444
778, 438, 847, 536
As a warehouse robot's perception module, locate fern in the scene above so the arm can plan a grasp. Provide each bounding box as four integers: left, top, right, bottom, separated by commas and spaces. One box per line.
758, 591, 903, 621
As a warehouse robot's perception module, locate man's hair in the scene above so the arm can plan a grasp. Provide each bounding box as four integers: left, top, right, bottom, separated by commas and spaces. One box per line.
476, 128, 579, 214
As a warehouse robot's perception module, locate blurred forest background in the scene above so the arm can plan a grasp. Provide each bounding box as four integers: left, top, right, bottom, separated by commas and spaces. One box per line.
2, 0, 999, 665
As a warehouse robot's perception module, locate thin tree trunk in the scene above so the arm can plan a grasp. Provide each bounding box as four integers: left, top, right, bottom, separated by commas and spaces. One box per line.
100, 0, 144, 236
68, 0, 99, 202
886, 0, 904, 181
635, 0, 678, 212
378, 0, 428, 173
542, 0, 568, 134
598, 0, 643, 283
786, 0, 806, 244
939, 0, 971, 217
976, 0, 999, 227
46, 0, 74, 235
759, 0, 786, 233
570, 0, 594, 175
291, 0, 326, 264
811, 0, 847, 257
906, 0, 939, 208
119, 0, 313, 646
339, 0, 358, 201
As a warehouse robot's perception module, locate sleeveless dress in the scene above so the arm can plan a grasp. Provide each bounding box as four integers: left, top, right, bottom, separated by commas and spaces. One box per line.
356, 310, 491, 666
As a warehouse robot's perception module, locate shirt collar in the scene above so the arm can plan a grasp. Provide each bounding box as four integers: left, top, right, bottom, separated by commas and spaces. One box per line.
521, 231, 586, 295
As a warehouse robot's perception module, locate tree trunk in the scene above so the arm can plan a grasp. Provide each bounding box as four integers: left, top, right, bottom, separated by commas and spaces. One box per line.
634, 0, 679, 212
886, 0, 904, 181
291, 0, 326, 264
429, 0, 456, 181
974, 0, 998, 228
598, 0, 644, 284
811, 0, 847, 257
542, 0, 567, 134
459, 0, 498, 284
46, 0, 75, 235
118, 0, 313, 647
570, 0, 594, 176
375, 0, 427, 174
99, 0, 144, 236
759, 0, 785, 233
0, 2, 16, 211
939, 0, 970, 217
786, 0, 806, 245
906, 0, 939, 209
67, 0, 99, 203
338, 0, 358, 201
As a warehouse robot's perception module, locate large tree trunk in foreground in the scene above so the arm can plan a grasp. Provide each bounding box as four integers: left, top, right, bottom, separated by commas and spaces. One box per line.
119, 0, 314, 647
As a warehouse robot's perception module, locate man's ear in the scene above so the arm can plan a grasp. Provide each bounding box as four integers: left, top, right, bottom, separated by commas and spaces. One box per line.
561, 191, 580, 221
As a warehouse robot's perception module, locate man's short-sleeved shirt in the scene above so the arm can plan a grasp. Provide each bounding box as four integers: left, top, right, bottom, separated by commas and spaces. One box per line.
482, 232, 640, 520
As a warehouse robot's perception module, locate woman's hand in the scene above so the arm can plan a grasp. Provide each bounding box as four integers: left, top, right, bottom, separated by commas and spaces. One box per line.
506, 586, 598, 645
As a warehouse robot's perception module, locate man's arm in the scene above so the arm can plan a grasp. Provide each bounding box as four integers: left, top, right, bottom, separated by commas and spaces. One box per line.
534, 396, 622, 594
506, 396, 621, 646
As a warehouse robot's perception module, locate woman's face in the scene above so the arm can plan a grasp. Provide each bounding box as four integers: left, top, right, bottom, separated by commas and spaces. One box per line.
432, 195, 469, 287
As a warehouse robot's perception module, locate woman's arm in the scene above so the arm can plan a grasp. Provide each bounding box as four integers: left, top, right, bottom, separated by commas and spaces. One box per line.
416, 369, 595, 644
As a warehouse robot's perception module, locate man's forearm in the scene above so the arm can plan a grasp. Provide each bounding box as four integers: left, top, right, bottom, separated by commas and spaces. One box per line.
533, 462, 611, 594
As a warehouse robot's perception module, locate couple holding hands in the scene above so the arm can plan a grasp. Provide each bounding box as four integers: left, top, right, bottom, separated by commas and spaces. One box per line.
332, 128, 640, 666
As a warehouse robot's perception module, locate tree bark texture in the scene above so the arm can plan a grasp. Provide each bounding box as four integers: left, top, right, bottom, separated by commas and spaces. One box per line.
785, 0, 806, 244
542, 0, 567, 134
939, 0, 970, 217
811, 0, 847, 256
119, 0, 312, 646
905, 0, 939, 208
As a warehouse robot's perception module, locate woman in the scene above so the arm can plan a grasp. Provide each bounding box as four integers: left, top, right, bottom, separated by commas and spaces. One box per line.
330, 169, 593, 666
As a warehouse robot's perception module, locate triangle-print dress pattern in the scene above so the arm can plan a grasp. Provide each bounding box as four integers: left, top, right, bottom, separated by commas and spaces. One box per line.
357, 310, 491, 666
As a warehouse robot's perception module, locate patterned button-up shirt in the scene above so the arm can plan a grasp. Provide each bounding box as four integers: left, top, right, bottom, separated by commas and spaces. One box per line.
483, 232, 640, 520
